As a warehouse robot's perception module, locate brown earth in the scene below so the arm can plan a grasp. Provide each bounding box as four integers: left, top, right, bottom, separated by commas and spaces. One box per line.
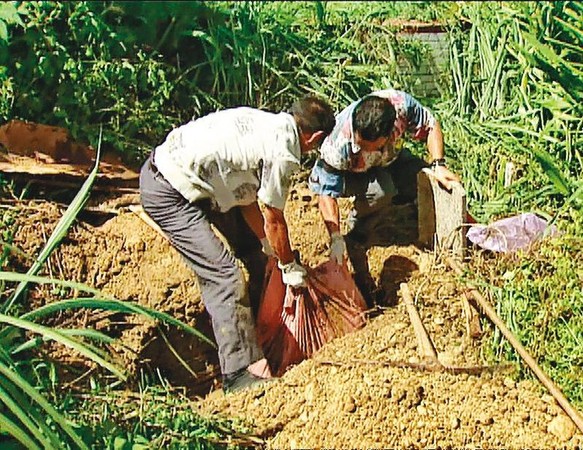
6, 180, 583, 449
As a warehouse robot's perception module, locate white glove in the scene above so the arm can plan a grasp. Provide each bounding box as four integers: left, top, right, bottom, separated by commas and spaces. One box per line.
278, 260, 307, 287
260, 237, 275, 257
329, 232, 346, 265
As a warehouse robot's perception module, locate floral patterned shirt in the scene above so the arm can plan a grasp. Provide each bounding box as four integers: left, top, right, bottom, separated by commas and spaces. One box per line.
309, 89, 437, 197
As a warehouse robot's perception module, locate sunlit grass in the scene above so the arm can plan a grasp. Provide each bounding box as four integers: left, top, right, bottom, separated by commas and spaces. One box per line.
467, 212, 583, 409
70, 384, 261, 449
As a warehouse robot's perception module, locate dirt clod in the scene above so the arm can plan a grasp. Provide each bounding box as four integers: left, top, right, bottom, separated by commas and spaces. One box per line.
548, 414, 577, 441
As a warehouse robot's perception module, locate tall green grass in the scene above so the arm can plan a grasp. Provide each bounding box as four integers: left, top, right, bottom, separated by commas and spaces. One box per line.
439, 1, 582, 221
441, 1, 583, 409
466, 220, 583, 409
1, 1, 442, 163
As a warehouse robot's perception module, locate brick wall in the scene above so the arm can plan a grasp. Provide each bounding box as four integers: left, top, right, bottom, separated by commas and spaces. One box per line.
392, 22, 450, 99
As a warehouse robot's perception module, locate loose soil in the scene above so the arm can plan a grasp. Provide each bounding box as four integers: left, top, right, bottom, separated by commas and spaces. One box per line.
6, 180, 583, 449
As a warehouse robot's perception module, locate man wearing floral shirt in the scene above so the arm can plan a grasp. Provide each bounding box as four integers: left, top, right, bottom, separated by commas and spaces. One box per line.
309, 89, 460, 306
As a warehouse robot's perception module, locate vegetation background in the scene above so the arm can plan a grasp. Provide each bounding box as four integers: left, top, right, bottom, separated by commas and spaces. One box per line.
0, 1, 581, 448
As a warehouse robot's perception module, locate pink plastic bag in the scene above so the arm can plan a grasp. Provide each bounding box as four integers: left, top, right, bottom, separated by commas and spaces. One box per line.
466, 213, 557, 253
256, 259, 367, 376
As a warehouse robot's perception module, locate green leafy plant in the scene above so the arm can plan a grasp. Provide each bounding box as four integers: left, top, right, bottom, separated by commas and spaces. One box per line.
3, 1, 444, 163
439, 1, 582, 412
438, 1, 582, 221
0, 132, 218, 448
467, 218, 583, 409
0, 2, 25, 121
71, 385, 262, 449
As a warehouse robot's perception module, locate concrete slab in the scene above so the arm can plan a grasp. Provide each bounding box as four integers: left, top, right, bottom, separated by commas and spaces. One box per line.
417, 168, 467, 255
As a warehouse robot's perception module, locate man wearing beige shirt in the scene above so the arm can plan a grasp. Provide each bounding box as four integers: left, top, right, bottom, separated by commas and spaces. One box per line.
140, 96, 335, 393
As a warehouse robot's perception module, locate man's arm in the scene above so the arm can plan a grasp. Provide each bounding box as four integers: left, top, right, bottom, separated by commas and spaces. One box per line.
426, 121, 460, 190
318, 195, 346, 265
262, 204, 295, 264
402, 91, 461, 191
426, 120, 445, 161
309, 161, 347, 265
263, 204, 308, 287
241, 202, 277, 257
318, 195, 341, 236
240, 202, 266, 240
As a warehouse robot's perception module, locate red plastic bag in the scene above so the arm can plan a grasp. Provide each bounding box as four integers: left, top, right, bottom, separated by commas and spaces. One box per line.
256, 259, 367, 376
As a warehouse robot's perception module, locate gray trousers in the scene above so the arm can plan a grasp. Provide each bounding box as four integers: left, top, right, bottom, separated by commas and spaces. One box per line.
139, 154, 265, 375
344, 150, 428, 304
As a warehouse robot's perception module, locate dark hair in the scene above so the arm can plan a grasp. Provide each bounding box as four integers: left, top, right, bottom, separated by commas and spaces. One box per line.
353, 95, 396, 141
289, 95, 335, 136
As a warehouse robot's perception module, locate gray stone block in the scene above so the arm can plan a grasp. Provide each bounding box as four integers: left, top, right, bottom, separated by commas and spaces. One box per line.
417, 168, 467, 255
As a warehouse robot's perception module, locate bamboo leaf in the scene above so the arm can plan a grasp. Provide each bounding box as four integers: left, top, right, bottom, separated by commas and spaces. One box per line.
0, 411, 42, 450
11, 328, 116, 357
532, 147, 571, 196
0, 362, 89, 450
553, 17, 583, 46
520, 32, 583, 102
0, 383, 54, 449
0, 272, 101, 296
0, 314, 126, 380
3, 128, 103, 314
568, 1, 583, 15
20, 298, 216, 348
483, 122, 560, 144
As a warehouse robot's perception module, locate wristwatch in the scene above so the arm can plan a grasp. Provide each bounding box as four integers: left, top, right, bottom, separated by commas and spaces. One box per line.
431, 158, 447, 168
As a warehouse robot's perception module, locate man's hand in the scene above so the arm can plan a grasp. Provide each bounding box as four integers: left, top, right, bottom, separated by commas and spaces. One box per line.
260, 237, 275, 257
432, 165, 460, 191
278, 261, 308, 287
329, 231, 346, 265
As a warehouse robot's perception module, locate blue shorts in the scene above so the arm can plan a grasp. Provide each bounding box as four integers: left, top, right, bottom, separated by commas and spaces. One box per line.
308, 149, 425, 203
308, 158, 398, 204
308, 159, 345, 198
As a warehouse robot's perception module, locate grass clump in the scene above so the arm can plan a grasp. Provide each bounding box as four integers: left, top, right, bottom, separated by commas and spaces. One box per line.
467, 211, 583, 409
71, 385, 260, 449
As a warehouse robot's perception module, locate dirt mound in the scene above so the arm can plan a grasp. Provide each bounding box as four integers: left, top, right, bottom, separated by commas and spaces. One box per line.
201, 307, 579, 448
0, 120, 139, 189
11, 199, 219, 391
6, 181, 583, 447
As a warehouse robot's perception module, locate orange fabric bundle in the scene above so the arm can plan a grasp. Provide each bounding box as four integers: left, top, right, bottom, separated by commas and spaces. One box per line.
256, 259, 367, 376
